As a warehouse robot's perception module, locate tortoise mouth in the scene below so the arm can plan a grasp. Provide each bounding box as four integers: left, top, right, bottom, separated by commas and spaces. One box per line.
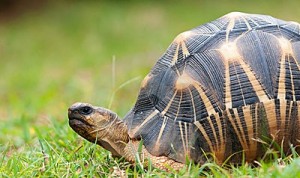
68, 109, 93, 127
68, 115, 95, 141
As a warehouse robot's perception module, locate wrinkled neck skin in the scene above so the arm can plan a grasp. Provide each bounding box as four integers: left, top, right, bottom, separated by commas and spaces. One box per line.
98, 117, 130, 157
93, 113, 184, 171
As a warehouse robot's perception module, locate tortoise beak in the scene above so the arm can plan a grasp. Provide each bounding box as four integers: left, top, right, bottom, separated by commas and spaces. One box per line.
68, 106, 83, 121
68, 102, 88, 120
68, 108, 75, 119
68, 107, 83, 121
68, 104, 93, 127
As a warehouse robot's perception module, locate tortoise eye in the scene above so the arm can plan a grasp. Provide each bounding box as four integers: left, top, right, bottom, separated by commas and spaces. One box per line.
79, 106, 93, 115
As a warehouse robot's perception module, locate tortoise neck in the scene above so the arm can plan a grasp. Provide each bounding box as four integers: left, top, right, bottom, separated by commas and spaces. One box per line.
100, 115, 130, 157
112, 117, 130, 144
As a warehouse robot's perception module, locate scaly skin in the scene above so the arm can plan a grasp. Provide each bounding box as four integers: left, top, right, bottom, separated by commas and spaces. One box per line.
124, 140, 184, 171
68, 102, 184, 171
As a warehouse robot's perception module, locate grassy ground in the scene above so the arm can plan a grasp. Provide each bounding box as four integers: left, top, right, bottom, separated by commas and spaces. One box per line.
1, 0, 300, 177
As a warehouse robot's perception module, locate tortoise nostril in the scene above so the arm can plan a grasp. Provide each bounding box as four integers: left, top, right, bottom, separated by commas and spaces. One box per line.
68, 109, 72, 115
68, 108, 75, 119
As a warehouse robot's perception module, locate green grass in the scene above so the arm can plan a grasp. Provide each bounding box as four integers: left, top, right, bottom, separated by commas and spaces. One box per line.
1, 0, 300, 177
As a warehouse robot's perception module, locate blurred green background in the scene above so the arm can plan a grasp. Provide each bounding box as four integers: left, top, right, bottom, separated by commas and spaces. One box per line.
0, 0, 300, 175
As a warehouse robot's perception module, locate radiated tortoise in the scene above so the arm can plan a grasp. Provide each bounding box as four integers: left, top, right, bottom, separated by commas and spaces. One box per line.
68, 12, 300, 170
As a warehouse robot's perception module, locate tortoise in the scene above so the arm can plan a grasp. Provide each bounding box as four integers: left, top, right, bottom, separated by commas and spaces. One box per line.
68, 12, 300, 170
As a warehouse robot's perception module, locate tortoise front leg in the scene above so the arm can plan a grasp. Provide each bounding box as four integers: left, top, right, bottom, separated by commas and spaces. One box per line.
124, 140, 185, 171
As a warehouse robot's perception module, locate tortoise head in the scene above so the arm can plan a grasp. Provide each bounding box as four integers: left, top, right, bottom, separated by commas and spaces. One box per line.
68, 102, 129, 157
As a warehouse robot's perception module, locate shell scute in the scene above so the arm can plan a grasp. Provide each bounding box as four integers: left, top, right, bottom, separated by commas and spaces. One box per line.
123, 12, 300, 163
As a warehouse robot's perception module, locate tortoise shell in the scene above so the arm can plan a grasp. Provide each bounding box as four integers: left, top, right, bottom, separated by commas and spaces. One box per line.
124, 12, 300, 163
